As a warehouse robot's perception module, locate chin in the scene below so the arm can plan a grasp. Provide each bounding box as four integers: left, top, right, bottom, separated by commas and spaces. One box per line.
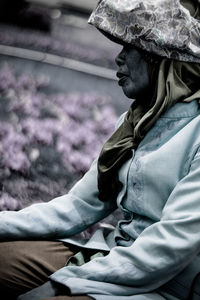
122, 88, 136, 99
121, 82, 137, 99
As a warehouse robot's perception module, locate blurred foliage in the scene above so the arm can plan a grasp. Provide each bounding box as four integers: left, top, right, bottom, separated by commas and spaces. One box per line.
0, 64, 117, 210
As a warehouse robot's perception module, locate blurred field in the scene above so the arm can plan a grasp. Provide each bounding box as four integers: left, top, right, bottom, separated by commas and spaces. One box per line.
0, 1, 128, 228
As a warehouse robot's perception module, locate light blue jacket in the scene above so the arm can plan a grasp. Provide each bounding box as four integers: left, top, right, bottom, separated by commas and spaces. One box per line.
1, 101, 200, 299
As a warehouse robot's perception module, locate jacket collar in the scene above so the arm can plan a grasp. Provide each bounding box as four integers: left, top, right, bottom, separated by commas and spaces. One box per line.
160, 100, 200, 119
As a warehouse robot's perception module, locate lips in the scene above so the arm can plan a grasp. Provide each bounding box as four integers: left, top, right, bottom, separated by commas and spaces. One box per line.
116, 71, 128, 78
116, 71, 129, 86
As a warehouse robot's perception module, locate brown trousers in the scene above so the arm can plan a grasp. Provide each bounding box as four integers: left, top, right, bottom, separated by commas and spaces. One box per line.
0, 240, 93, 300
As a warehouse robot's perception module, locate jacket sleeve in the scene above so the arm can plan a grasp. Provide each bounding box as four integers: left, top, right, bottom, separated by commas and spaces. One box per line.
0, 112, 126, 241
0, 159, 116, 240
50, 148, 200, 296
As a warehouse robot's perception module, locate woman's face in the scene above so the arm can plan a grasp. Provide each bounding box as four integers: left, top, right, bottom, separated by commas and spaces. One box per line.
115, 45, 150, 100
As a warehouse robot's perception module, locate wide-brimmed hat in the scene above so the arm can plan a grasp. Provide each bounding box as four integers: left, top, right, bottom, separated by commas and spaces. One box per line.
88, 0, 200, 63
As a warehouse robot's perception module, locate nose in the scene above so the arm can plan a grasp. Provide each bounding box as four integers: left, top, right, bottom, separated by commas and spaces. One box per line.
115, 48, 126, 66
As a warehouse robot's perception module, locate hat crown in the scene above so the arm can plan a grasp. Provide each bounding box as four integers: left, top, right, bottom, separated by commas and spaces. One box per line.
89, 0, 200, 62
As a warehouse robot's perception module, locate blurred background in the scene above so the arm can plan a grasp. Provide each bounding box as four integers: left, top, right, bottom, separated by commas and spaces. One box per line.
0, 0, 130, 227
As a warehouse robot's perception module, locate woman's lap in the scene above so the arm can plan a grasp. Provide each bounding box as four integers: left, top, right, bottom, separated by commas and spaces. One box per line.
0, 240, 92, 299
43, 297, 93, 300
0, 240, 166, 300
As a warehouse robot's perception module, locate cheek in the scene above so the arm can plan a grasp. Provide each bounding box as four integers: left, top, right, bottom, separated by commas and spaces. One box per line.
130, 65, 149, 91
121, 78, 137, 98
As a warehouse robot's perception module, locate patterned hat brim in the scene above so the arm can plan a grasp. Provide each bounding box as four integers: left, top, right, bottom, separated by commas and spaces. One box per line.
88, 0, 200, 63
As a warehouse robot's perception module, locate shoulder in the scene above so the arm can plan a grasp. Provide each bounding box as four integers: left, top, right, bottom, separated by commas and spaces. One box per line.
115, 112, 127, 130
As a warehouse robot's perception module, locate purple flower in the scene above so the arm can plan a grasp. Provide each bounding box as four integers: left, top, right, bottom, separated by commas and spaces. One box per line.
0, 123, 30, 172
21, 118, 58, 145
0, 63, 118, 213
66, 151, 92, 173
0, 193, 22, 211
0, 65, 16, 92
16, 74, 35, 91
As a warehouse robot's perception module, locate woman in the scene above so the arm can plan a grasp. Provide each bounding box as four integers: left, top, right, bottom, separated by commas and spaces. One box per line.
1, 0, 200, 299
